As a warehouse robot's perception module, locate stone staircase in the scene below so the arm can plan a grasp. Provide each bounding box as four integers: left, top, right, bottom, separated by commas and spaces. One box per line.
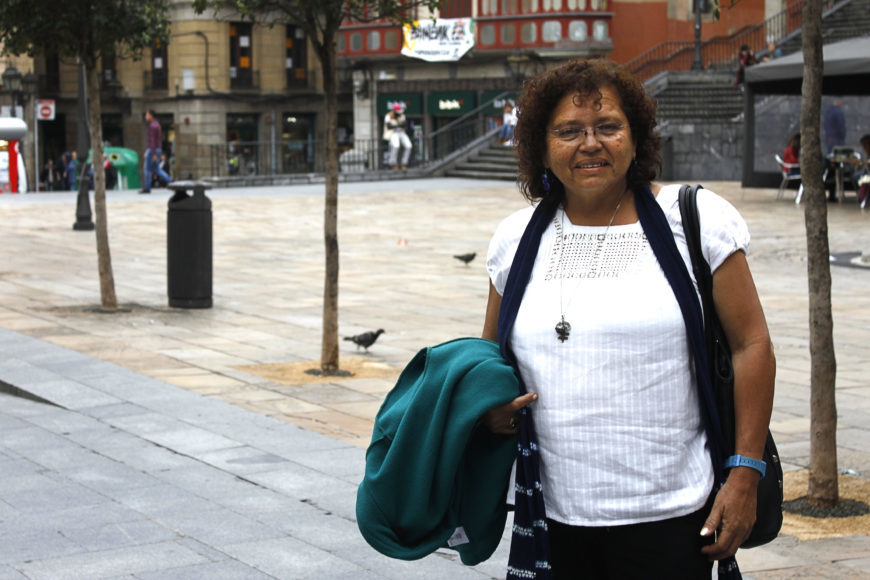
445, 140, 518, 180
779, 0, 870, 56
649, 71, 743, 123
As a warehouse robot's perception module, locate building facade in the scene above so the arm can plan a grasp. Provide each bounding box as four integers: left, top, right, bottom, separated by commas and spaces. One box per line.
2, 0, 768, 187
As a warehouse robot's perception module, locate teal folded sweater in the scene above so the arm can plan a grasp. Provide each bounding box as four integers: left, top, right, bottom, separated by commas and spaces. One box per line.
356, 337, 520, 565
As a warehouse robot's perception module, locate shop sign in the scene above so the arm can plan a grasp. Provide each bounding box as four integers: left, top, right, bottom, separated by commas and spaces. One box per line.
378, 93, 423, 116
427, 91, 477, 117
401, 18, 475, 63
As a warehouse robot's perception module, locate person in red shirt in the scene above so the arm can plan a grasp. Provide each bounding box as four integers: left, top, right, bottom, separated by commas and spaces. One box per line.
782, 133, 800, 175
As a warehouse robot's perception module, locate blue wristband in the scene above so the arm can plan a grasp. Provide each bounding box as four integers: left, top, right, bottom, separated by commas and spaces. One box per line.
724, 455, 766, 479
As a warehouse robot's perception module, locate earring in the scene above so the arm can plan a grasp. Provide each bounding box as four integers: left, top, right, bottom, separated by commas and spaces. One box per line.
541, 170, 551, 192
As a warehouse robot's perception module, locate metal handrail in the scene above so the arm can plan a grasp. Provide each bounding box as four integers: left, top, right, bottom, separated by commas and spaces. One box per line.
204, 91, 515, 177
623, 0, 844, 82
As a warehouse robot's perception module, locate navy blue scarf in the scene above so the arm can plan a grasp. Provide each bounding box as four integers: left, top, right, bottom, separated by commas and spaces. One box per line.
497, 184, 738, 579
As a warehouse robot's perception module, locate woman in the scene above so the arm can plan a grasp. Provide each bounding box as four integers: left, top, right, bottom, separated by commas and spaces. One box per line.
498, 102, 518, 145
481, 59, 775, 578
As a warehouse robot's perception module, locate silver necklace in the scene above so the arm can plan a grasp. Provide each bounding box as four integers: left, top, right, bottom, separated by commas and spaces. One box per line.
554, 188, 628, 342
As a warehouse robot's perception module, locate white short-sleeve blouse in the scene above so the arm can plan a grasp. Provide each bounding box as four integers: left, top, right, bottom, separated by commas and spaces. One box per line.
486, 184, 750, 526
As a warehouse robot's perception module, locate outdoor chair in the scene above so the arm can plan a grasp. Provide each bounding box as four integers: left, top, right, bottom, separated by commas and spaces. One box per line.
775, 153, 802, 202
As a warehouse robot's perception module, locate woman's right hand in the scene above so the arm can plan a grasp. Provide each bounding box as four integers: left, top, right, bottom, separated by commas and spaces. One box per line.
483, 392, 539, 435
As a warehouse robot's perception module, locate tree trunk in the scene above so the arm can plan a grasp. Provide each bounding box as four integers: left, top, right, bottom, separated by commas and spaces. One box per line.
85, 64, 118, 310
801, 0, 838, 507
319, 35, 340, 374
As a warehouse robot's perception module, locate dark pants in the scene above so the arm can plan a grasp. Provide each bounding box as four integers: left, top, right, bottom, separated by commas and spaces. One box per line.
547, 504, 714, 579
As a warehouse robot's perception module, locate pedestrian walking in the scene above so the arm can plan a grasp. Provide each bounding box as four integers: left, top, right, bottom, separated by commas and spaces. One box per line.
141, 109, 173, 193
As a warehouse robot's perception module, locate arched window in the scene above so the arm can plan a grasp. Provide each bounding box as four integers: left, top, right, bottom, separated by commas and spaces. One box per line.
569, 21, 587, 42
481, 23, 497, 45
385, 30, 399, 50
593, 20, 609, 41
502, 23, 517, 44
542, 21, 562, 42
521, 22, 537, 43
367, 31, 381, 51
350, 32, 363, 51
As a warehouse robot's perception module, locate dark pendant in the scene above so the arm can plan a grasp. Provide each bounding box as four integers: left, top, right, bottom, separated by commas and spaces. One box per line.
555, 316, 571, 342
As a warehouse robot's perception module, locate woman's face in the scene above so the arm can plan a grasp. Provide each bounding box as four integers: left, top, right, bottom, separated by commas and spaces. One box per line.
543, 85, 636, 200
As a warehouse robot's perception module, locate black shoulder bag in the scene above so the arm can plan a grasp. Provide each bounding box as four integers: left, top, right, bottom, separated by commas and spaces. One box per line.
678, 184, 783, 549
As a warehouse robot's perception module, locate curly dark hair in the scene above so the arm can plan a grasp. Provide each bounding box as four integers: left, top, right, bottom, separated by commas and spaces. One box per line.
514, 58, 661, 204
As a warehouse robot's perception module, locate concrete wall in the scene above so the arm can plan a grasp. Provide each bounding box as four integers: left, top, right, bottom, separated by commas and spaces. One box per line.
662, 120, 744, 182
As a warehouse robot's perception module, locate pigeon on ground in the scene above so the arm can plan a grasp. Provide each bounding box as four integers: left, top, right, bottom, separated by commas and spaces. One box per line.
344, 329, 385, 352
453, 252, 476, 266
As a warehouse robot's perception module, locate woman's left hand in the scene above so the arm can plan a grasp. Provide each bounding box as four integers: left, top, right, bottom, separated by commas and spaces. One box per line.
700, 468, 760, 560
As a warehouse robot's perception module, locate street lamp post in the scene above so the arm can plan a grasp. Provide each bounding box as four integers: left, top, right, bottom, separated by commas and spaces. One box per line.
506, 52, 531, 87
2, 65, 23, 118
21, 72, 38, 191
73, 60, 94, 231
692, 0, 704, 71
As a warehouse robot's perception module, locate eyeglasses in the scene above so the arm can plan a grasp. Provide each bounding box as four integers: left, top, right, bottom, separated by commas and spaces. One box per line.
549, 123, 627, 143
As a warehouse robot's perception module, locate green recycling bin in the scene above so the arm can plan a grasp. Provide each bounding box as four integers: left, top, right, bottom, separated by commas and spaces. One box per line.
104, 147, 140, 190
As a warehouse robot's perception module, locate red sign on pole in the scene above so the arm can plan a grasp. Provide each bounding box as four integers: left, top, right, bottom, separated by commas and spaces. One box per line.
36, 99, 55, 121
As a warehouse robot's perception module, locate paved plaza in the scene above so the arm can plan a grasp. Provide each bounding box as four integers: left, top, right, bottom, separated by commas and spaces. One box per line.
0, 178, 869, 578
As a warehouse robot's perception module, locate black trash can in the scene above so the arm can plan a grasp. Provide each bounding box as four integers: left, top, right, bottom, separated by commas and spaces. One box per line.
167, 181, 213, 308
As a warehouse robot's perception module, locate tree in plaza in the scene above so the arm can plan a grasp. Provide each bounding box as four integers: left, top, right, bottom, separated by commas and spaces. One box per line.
798, 0, 838, 507
0, 0, 170, 311
193, 0, 440, 374
710, 0, 839, 507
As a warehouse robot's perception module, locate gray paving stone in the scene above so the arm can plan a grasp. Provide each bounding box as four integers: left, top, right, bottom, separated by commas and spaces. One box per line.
147, 462, 267, 502
150, 506, 285, 548
0, 526, 83, 567
194, 445, 291, 475
68, 428, 195, 472
27, 378, 122, 410
103, 411, 193, 437
14, 540, 211, 579
243, 464, 356, 499
81, 402, 152, 421
134, 558, 275, 580
290, 445, 367, 480
221, 536, 363, 579
20, 406, 105, 435
142, 427, 241, 455
2, 471, 107, 514
118, 485, 221, 518
64, 456, 163, 495
0, 565, 27, 579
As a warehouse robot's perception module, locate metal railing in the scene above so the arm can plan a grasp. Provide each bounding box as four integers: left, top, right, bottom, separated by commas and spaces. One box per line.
205, 91, 512, 177
623, 0, 840, 82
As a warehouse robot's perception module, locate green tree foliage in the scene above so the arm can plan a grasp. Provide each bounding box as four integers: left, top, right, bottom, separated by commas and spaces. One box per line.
0, 0, 171, 310
0, 0, 170, 67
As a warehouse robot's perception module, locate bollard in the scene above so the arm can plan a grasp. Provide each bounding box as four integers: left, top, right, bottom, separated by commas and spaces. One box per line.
167, 181, 213, 308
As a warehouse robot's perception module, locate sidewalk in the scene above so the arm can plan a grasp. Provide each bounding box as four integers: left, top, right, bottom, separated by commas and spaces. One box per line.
1, 179, 869, 578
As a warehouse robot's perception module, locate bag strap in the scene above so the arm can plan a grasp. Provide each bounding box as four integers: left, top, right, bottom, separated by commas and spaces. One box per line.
679, 184, 745, 579
678, 184, 715, 343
